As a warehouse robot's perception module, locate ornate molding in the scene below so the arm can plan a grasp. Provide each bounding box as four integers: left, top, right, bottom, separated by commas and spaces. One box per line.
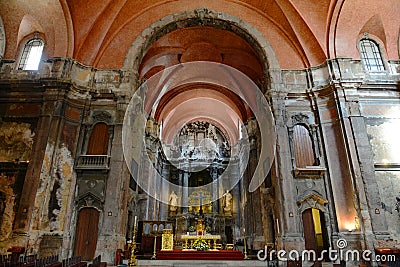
297, 190, 328, 213
90, 110, 113, 124
291, 113, 310, 126
76, 192, 104, 210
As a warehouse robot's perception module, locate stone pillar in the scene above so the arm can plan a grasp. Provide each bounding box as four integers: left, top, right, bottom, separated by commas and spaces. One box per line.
270, 90, 303, 251
97, 121, 128, 264
14, 89, 65, 232
314, 86, 360, 235
211, 163, 218, 213
159, 162, 170, 220
332, 85, 389, 250
182, 171, 189, 213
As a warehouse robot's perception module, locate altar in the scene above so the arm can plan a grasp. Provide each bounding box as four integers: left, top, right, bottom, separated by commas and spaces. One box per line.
181, 234, 221, 250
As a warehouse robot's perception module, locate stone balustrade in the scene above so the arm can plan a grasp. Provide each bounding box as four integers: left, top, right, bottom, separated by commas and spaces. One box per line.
75, 155, 110, 170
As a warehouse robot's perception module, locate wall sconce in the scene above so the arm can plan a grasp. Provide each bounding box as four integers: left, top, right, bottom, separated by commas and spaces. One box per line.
375, 208, 380, 214
108, 211, 112, 216
289, 212, 294, 217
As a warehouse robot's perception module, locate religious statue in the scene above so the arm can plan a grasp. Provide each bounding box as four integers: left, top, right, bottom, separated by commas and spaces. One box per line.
169, 191, 178, 212
223, 191, 233, 213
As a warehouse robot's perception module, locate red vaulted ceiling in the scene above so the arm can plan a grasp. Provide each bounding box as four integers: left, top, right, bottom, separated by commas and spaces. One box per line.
2, 0, 398, 139
1, 0, 399, 70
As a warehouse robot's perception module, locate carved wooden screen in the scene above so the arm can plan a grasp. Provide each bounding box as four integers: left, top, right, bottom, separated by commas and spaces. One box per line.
292, 125, 316, 167
87, 123, 109, 155
73, 207, 100, 261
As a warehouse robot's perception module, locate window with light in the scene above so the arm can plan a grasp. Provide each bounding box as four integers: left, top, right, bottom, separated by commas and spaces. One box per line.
359, 38, 385, 72
18, 38, 44, 70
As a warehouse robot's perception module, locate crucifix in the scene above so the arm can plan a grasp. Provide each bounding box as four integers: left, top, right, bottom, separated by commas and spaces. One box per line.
193, 191, 207, 215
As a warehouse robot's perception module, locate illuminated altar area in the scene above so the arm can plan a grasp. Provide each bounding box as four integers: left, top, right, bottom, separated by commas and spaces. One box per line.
157, 217, 244, 261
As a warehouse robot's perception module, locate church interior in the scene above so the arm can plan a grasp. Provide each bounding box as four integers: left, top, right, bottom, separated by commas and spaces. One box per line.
0, 0, 399, 266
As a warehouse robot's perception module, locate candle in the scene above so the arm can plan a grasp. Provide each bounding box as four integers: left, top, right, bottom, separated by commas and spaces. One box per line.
134, 216, 137, 231
276, 219, 280, 234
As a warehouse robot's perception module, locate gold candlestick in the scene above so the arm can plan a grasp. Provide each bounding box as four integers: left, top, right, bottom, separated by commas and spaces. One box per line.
151, 235, 157, 260
243, 230, 249, 260
128, 216, 138, 267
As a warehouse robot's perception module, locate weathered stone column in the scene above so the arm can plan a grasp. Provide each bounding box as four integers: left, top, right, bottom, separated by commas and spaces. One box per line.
270, 90, 304, 251
14, 87, 68, 233
211, 163, 219, 213
182, 171, 189, 212
97, 120, 128, 263
334, 84, 389, 250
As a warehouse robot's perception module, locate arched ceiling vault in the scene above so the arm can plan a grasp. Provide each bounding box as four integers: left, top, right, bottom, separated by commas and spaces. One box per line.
153, 84, 249, 123
144, 81, 250, 144
0, 0, 399, 68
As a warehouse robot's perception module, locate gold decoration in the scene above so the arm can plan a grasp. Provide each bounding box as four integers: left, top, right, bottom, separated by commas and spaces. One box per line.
128, 217, 138, 267
161, 229, 174, 251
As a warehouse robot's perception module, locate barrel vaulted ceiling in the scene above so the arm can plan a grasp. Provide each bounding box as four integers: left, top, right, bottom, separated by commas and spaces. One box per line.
0, 0, 399, 70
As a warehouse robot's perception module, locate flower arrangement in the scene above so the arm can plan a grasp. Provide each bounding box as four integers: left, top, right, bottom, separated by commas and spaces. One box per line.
192, 237, 210, 251
188, 225, 196, 232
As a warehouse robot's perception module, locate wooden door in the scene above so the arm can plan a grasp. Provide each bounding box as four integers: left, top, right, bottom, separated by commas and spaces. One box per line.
302, 209, 317, 251
293, 125, 316, 167
87, 123, 109, 155
73, 208, 100, 261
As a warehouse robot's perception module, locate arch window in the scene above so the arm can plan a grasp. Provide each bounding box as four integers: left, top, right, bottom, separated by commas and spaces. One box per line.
18, 37, 44, 70
358, 38, 385, 72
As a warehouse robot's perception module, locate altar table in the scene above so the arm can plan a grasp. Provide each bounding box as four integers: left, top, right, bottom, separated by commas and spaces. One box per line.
181, 234, 221, 250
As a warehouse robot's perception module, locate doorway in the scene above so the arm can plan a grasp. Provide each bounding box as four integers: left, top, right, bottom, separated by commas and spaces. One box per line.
302, 208, 329, 260
73, 207, 100, 261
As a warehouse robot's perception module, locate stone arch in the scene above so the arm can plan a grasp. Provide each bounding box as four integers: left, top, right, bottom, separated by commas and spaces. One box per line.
123, 8, 282, 92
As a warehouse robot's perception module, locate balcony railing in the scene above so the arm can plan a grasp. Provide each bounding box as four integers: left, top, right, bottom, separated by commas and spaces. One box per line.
75, 155, 110, 170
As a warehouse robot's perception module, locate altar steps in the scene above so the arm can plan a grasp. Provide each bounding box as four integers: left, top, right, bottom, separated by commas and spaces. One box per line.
156, 250, 243, 261
138, 259, 275, 266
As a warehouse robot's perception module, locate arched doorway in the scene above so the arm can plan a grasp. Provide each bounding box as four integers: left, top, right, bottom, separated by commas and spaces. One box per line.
73, 207, 100, 261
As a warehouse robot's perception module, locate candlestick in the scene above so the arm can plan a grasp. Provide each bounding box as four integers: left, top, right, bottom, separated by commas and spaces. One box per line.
243, 232, 249, 260
128, 216, 138, 266
151, 235, 157, 260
